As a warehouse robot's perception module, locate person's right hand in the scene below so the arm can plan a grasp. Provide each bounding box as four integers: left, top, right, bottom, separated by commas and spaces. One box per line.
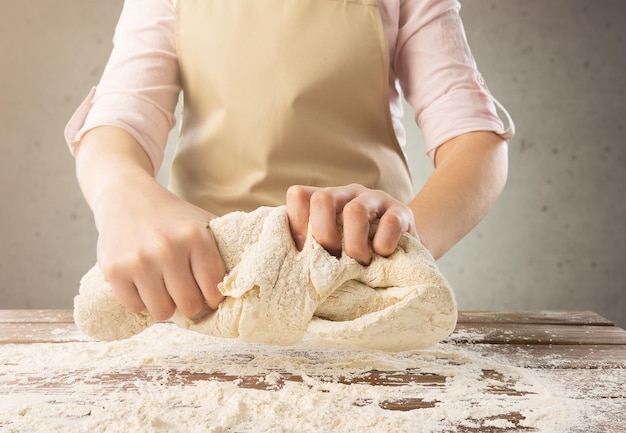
95, 176, 225, 321
75, 127, 225, 321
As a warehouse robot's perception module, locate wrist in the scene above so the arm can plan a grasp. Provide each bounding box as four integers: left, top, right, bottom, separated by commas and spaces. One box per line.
74, 127, 157, 227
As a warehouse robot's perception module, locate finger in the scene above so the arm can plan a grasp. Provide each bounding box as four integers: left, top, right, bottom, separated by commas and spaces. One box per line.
106, 272, 146, 314
342, 197, 383, 265
309, 187, 358, 257
99, 256, 147, 314
162, 255, 206, 318
132, 267, 176, 321
371, 207, 409, 257
286, 185, 318, 250
190, 228, 226, 310
122, 237, 179, 321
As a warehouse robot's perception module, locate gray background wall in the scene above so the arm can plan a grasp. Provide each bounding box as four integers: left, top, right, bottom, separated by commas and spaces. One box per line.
1, 1, 624, 328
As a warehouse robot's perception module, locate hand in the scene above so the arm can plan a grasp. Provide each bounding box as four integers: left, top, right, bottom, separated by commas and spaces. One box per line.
286, 184, 417, 265
74, 126, 225, 321
94, 173, 225, 321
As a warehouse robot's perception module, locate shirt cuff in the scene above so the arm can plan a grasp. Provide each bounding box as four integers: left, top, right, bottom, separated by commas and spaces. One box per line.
419, 85, 515, 163
64, 87, 97, 156
64, 87, 173, 175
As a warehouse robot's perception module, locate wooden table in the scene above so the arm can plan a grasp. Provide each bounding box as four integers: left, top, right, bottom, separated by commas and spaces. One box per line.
1, 310, 625, 432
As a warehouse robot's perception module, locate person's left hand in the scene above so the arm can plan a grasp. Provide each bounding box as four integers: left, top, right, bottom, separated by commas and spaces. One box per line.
286, 184, 417, 265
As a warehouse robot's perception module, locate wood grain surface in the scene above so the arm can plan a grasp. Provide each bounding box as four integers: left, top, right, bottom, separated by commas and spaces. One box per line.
1, 310, 625, 432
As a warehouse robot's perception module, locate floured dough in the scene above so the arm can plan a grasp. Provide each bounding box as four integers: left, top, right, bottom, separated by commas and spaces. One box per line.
74, 206, 457, 351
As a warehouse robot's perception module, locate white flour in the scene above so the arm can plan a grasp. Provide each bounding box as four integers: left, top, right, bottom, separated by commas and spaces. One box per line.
1, 323, 623, 432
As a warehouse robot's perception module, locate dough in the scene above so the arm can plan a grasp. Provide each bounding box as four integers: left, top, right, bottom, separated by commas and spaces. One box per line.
74, 206, 457, 351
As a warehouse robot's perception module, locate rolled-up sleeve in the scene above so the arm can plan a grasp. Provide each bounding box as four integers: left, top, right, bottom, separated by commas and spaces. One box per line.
394, 0, 514, 160
64, 0, 180, 174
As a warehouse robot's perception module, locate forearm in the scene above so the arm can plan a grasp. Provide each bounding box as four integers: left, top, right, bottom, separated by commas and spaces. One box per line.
74, 126, 157, 227
409, 131, 508, 260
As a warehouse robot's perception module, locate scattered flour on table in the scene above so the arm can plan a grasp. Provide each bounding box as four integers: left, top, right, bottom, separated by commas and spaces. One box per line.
1, 324, 624, 433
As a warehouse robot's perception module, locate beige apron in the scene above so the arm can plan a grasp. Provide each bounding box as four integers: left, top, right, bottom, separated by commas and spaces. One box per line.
170, 0, 413, 216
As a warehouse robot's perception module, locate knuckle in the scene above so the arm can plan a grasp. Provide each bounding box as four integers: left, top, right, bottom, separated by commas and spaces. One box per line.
133, 248, 159, 269
179, 223, 205, 241
310, 189, 335, 207
150, 226, 201, 256
347, 183, 364, 192
286, 185, 308, 203
101, 244, 173, 280
100, 257, 135, 281
343, 200, 368, 219
151, 232, 177, 253
99, 260, 121, 281
380, 211, 403, 229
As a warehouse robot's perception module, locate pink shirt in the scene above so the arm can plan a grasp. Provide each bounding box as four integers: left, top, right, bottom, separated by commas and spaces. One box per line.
65, 0, 514, 174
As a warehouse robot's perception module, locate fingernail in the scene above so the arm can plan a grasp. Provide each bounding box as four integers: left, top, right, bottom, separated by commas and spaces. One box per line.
207, 295, 224, 311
